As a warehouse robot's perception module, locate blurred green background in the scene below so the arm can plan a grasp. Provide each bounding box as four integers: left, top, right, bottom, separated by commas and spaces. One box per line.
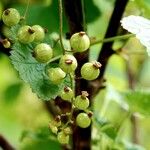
0, 0, 150, 149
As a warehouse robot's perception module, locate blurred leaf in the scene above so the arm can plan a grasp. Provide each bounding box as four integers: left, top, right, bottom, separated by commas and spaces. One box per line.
85, 0, 101, 23
124, 90, 150, 116
94, 116, 118, 140
4, 82, 22, 103
122, 141, 146, 150
20, 127, 61, 150
21, 127, 51, 141
101, 124, 118, 140
135, 0, 150, 17
12, 0, 101, 35
94, 115, 109, 127
12, 1, 61, 32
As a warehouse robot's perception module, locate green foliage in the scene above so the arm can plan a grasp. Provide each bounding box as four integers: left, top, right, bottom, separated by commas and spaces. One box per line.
4, 82, 22, 103
122, 141, 145, 150
20, 127, 61, 150
10, 45, 64, 100
124, 90, 150, 116
84, 0, 101, 23
101, 124, 118, 140
8, 24, 66, 100
12, 0, 101, 33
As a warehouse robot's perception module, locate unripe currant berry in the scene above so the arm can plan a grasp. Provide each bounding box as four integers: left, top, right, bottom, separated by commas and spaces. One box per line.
2, 8, 20, 27
59, 54, 77, 73
57, 131, 69, 144
81, 61, 102, 80
63, 127, 72, 135
74, 91, 89, 110
70, 31, 90, 52
60, 86, 74, 102
53, 115, 61, 127
49, 123, 58, 134
2, 39, 11, 48
18, 25, 35, 44
76, 112, 91, 128
32, 25, 45, 42
2, 26, 11, 38
34, 43, 53, 63
51, 126, 58, 134
48, 67, 66, 84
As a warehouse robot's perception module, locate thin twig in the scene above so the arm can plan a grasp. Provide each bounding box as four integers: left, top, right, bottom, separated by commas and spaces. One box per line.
24, 0, 30, 19
58, 0, 65, 54
81, 0, 86, 31
90, 34, 134, 46
47, 55, 62, 64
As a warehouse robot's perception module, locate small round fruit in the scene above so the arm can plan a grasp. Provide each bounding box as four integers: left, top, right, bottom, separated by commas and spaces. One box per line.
34, 43, 53, 63
49, 124, 58, 134
2, 8, 20, 27
59, 54, 77, 73
81, 61, 102, 80
53, 115, 61, 127
76, 113, 91, 128
32, 25, 45, 42
18, 25, 35, 44
74, 91, 89, 110
60, 86, 74, 101
57, 131, 69, 144
63, 127, 72, 135
2, 26, 11, 38
2, 39, 11, 48
48, 67, 66, 84
70, 31, 90, 52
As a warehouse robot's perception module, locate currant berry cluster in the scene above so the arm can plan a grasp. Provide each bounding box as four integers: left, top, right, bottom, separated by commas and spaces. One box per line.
1, 8, 102, 145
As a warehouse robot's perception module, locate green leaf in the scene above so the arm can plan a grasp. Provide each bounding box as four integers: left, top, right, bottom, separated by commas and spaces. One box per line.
101, 124, 118, 140
124, 90, 150, 116
9, 24, 21, 41
85, 0, 101, 23
10, 45, 45, 83
4, 82, 22, 103
31, 78, 63, 100
10, 42, 64, 100
122, 141, 146, 150
20, 127, 61, 150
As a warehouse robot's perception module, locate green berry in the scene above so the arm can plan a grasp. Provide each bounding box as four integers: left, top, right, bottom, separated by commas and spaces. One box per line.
59, 54, 77, 73
63, 127, 72, 135
53, 115, 61, 127
76, 113, 91, 128
74, 91, 89, 110
2, 26, 11, 38
49, 123, 58, 134
48, 67, 66, 84
34, 43, 53, 63
2, 39, 11, 48
18, 25, 35, 44
57, 131, 69, 144
60, 86, 74, 102
32, 25, 45, 42
70, 31, 90, 52
2, 8, 20, 27
81, 61, 101, 80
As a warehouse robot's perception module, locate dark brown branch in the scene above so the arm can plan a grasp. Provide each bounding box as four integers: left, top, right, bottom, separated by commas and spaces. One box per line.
0, 135, 15, 150
98, 0, 129, 76
92, 0, 129, 96
63, 1, 91, 150
44, 101, 61, 117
